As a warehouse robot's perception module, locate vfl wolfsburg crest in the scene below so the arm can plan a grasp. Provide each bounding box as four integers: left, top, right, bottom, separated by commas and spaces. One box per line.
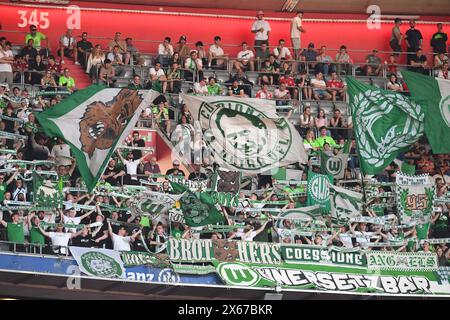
182, 95, 307, 174
347, 77, 424, 175
321, 152, 348, 179
70, 247, 125, 278
307, 171, 333, 213
217, 262, 260, 286
440, 95, 450, 127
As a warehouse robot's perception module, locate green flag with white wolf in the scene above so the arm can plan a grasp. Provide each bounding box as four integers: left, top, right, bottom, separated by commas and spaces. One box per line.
36, 86, 160, 192
181, 94, 308, 174
347, 77, 424, 175
330, 184, 364, 224
33, 172, 63, 208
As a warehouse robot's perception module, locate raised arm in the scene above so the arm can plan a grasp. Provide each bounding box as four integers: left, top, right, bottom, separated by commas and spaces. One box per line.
38, 225, 51, 238
107, 220, 114, 236
79, 208, 95, 220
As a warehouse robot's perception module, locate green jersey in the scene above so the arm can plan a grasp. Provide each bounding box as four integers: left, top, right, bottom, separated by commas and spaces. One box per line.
0, 183, 6, 202
7, 222, 25, 244
313, 136, 337, 149
207, 84, 222, 96
25, 32, 47, 47
30, 225, 45, 244
58, 76, 76, 90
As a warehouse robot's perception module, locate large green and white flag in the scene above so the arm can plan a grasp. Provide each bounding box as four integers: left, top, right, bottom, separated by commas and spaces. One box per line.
33, 172, 63, 208
401, 70, 450, 154
36, 86, 160, 191
330, 184, 364, 224
69, 247, 125, 278
306, 171, 333, 213
347, 77, 424, 175
181, 94, 308, 174
396, 172, 435, 225
320, 151, 348, 180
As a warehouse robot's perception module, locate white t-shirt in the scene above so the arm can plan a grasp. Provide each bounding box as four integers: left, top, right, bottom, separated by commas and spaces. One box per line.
111, 233, 132, 251
60, 35, 76, 47
194, 82, 209, 95
158, 43, 174, 55
273, 47, 292, 59
274, 88, 290, 98
354, 231, 374, 248
124, 159, 140, 180
63, 215, 82, 233
185, 58, 203, 70
243, 231, 258, 242
237, 50, 254, 62
48, 232, 72, 254
150, 68, 165, 78
209, 44, 224, 57
252, 20, 271, 41
0, 50, 13, 72
290, 16, 302, 39
311, 78, 327, 88
339, 233, 353, 248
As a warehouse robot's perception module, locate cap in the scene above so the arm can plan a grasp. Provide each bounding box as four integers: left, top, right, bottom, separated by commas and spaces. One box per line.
256, 10, 264, 16
173, 159, 180, 165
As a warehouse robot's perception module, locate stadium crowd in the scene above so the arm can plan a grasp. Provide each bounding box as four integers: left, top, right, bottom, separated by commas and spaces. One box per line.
0, 11, 449, 266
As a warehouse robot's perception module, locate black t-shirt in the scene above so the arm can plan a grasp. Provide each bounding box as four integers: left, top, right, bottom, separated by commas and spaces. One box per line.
411, 54, 427, 66
104, 166, 120, 186
131, 239, 147, 252
188, 171, 208, 181
406, 29, 423, 50
76, 40, 93, 52
128, 138, 145, 159
431, 32, 448, 54
72, 234, 94, 248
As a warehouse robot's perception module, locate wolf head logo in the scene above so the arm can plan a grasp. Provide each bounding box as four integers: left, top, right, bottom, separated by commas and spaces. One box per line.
79, 89, 143, 158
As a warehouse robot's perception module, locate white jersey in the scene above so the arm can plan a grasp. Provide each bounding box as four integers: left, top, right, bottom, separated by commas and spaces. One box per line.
252, 20, 271, 41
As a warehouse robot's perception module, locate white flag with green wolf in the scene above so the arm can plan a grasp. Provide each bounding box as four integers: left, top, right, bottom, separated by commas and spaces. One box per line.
36, 86, 160, 191
70, 247, 125, 278
181, 94, 307, 174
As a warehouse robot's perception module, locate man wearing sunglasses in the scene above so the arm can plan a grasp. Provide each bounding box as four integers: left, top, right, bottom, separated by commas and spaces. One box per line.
24, 25, 49, 57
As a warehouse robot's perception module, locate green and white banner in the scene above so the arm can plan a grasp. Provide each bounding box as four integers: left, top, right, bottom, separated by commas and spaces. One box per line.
307, 171, 333, 213
36, 86, 160, 191
209, 168, 241, 195
396, 172, 435, 225
121, 251, 171, 268
366, 251, 437, 271
347, 76, 424, 175
401, 71, 450, 154
321, 151, 348, 180
131, 191, 183, 219
33, 172, 63, 208
214, 261, 450, 295
181, 94, 308, 174
330, 184, 364, 224
69, 247, 125, 278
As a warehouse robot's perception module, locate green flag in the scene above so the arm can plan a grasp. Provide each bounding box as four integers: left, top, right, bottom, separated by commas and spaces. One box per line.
320, 151, 348, 180
33, 172, 63, 208
35, 86, 160, 191
401, 162, 416, 175
329, 184, 364, 224
401, 70, 450, 154
347, 76, 424, 175
306, 170, 333, 214
170, 182, 224, 227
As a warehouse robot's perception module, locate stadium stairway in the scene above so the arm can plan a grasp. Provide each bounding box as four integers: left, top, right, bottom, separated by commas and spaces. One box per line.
63, 60, 92, 89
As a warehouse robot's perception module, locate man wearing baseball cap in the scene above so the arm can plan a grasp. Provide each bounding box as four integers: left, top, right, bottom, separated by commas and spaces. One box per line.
251, 10, 271, 56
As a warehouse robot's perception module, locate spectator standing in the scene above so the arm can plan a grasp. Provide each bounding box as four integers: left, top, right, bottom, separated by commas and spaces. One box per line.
128, 131, 145, 159
76, 32, 93, 68
251, 11, 271, 55
86, 45, 105, 80
405, 20, 423, 65
290, 11, 305, 60
25, 25, 49, 56
0, 41, 14, 84
430, 23, 448, 55
175, 35, 191, 61
390, 18, 403, 56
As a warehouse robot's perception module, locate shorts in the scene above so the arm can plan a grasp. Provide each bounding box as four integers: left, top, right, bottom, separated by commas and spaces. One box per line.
291, 38, 301, 50
63, 47, 73, 57
313, 88, 327, 97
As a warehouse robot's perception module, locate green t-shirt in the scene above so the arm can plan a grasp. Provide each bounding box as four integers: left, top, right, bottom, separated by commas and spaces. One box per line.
314, 136, 337, 149
416, 223, 430, 240
152, 106, 169, 123
59, 76, 76, 90
25, 32, 47, 47
207, 84, 222, 96
0, 183, 6, 202
435, 214, 448, 230
7, 222, 25, 244
30, 225, 45, 244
